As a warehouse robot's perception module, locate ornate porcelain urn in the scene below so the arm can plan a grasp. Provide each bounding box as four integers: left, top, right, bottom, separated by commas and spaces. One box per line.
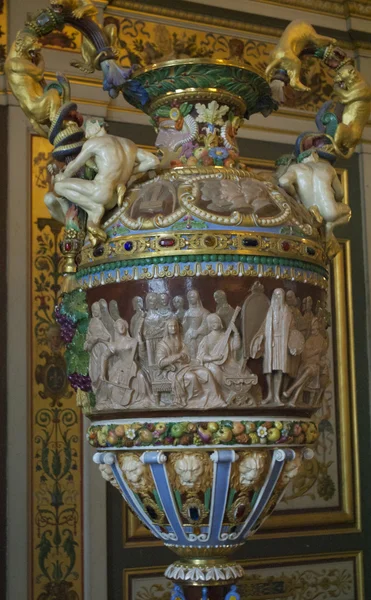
62, 58, 324, 591
6, 4, 369, 599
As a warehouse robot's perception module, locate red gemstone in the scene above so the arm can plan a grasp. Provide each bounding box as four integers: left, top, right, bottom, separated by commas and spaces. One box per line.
65, 242, 72, 251
159, 238, 175, 247
282, 241, 290, 251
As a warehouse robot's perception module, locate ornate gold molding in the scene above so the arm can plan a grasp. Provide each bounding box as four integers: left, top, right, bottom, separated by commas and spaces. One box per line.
108, 0, 371, 32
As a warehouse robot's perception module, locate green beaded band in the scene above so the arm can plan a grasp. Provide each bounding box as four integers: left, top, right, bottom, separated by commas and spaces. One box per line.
76, 253, 329, 279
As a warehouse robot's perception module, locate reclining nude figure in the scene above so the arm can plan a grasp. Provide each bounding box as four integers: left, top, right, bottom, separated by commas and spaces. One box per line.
45, 120, 160, 245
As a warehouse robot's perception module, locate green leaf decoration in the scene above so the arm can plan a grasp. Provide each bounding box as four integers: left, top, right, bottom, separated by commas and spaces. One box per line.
153, 106, 171, 118
53, 525, 62, 547
77, 319, 88, 335
62, 531, 77, 579
134, 62, 275, 117
52, 561, 64, 583
65, 331, 89, 375
88, 391, 96, 408
52, 451, 62, 478
179, 102, 193, 116
62, 444, 72, 477
60, 290, 88, 324
36, 532, 52, 581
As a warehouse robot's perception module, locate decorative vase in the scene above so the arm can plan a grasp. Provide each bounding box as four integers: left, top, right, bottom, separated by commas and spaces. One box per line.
60, 58, 323, 594
7, 6, 364, 598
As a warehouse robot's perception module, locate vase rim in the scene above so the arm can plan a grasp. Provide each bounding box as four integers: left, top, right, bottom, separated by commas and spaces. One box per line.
133, 57, 266, 79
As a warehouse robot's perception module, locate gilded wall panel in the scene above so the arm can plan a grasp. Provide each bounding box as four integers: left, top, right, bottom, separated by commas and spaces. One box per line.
31, 136, 84, 600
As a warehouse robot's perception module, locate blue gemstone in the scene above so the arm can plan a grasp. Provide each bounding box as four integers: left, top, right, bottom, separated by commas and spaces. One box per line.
124, 241, 133, 251
306, 247, 316, 256
37, 14, 51, 26
189, 507, 200, 521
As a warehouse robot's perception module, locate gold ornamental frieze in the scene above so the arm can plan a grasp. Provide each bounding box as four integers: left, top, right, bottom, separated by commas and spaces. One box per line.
79, 230, 327, 271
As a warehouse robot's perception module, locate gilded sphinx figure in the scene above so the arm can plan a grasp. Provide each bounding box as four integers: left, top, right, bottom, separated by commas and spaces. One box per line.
5, 32, 70, 137
265, 21, 335, 92
332, 63, 371, 158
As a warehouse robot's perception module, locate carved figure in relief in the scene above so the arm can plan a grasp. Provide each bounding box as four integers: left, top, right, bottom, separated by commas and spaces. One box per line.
200, 179, 274, 215
119, 453, 153, 493
99, 464, 119, 490
168, 452, 213, 493
182, 290, 210, 359
172, 296, 185, 322
283, 318, 328, 406
130, 296, 145, 339
197, 311, 247, 391
48, 120, 160, 245
285, 291, 302, 325
241, 282, 271, 360
285, 290, 303, 378
5, 32, 70, 137
143, 293, 164, 366
231, 451, 268, 491
105, 319, 153, 408
250, 289, 304, 405
214, 290, 235, 328
99, 298, 116, 339
158, 293, 173, 321
315, 299, 331, 337
278, 150, 351, 238
84, 302, 111, 395
265, 21, 336, 92
332, 63, 371, 158
156, 318, 223, 409
280, 453, 302, 487
301, 296, 314, 339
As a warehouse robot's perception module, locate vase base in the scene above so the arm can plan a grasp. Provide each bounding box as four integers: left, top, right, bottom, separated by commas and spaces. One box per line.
165, 559, 245, 585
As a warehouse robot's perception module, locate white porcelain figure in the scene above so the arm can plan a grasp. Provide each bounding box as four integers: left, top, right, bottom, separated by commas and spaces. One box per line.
45, 120, 160, 244
156, 318, 223, 409
214, 290, 235, 328
182, 290, 210, 359
105, 319, 153, 408
83, 302, 111, 395
278, 151, 351, 238
283, 317, 329, 406
250, 289, 304, 405
238, 452, 267, 489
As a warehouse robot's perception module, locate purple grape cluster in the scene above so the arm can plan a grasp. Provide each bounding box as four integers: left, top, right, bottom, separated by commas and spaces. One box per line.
55, 305, 76, 344
68, 373, 92, 392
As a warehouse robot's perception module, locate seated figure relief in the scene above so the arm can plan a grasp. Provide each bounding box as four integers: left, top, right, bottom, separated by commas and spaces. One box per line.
83, 284, 331, 411
156, 318, 224, 409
